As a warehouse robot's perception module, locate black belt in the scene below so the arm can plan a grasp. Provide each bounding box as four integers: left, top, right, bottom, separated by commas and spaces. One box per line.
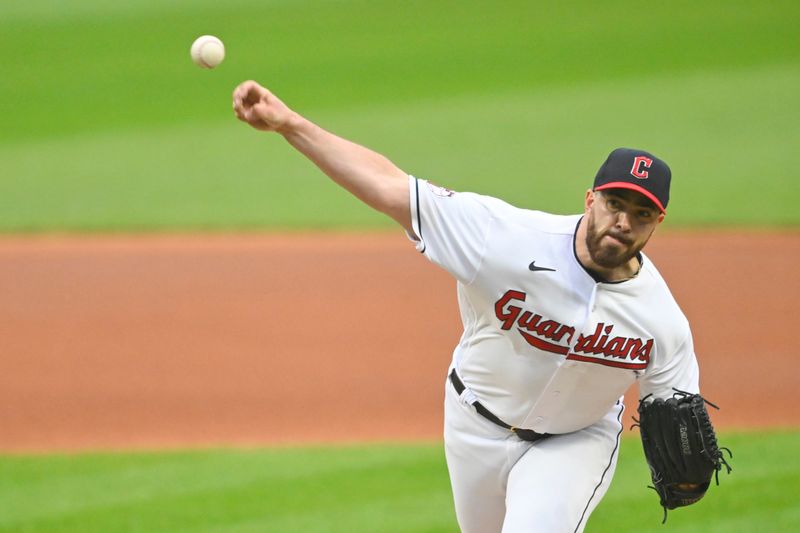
449, 369, 551, 443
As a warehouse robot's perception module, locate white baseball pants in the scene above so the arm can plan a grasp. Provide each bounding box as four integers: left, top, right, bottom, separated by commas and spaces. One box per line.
443, 375, 625, 533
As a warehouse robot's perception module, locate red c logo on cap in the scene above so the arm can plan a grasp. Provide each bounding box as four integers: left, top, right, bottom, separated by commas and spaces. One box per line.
631, 157, 652, 179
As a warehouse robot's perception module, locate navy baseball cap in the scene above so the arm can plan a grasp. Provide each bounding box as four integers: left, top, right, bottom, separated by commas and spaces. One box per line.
593, 148, 671, 213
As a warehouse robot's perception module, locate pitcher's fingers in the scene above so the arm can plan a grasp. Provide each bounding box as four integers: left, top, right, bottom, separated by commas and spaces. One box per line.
232, 96, 247, 120
232, 83, 247, 107
241, 82, 266, 107
232, 81, 259, 108
232, 80, 257, 98
234, 105, 248, 122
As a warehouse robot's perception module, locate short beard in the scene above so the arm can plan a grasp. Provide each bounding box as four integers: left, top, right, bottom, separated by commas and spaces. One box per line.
585, 214, 642, 269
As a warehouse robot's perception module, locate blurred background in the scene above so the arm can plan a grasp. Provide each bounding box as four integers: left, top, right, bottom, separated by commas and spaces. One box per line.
0, 0, 798, 531
1, 0, 797, 230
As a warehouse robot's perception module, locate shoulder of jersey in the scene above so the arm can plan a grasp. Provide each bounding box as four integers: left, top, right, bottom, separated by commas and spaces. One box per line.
502, 204, 581, 236
456, 191, 582, 235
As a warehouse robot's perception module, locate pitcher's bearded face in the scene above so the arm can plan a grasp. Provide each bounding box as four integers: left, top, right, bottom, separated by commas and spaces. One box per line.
585, 190, 662, 269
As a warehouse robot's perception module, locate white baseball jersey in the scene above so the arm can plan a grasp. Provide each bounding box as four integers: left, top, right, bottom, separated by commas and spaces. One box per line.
408, 176, 699, 435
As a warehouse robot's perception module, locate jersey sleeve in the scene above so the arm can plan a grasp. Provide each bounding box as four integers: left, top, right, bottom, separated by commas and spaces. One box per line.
407, 176, 494, 284
639, 326, 700, 400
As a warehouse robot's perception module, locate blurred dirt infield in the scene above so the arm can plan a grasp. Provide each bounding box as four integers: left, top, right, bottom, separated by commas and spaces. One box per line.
1, 231, 797, 452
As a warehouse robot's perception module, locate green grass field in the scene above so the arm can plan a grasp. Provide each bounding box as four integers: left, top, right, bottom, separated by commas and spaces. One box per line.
1, 0, 798, 231
1, 431, 797, 532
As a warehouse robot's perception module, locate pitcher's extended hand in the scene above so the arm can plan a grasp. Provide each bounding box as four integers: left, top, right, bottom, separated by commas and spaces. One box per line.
232, 80, 296, 133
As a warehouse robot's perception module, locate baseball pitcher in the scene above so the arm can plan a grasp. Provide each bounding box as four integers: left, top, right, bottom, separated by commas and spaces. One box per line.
232, 81, 730, 532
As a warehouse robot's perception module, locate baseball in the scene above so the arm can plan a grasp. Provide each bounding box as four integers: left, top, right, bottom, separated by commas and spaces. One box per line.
190, 35, 225, 69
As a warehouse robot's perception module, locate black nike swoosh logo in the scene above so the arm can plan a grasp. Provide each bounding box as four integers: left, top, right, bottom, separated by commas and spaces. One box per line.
529, 261, 556, 272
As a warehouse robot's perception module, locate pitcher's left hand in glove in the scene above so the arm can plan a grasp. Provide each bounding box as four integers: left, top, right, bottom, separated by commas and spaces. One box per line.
636, 390, 732, 522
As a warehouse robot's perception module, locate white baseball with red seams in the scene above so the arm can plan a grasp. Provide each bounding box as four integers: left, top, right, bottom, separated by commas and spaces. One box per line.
190, 35, 225, 69
407, 176, 698, 532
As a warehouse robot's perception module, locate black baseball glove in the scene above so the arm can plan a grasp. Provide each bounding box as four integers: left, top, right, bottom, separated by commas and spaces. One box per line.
635, 390, 732, 522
